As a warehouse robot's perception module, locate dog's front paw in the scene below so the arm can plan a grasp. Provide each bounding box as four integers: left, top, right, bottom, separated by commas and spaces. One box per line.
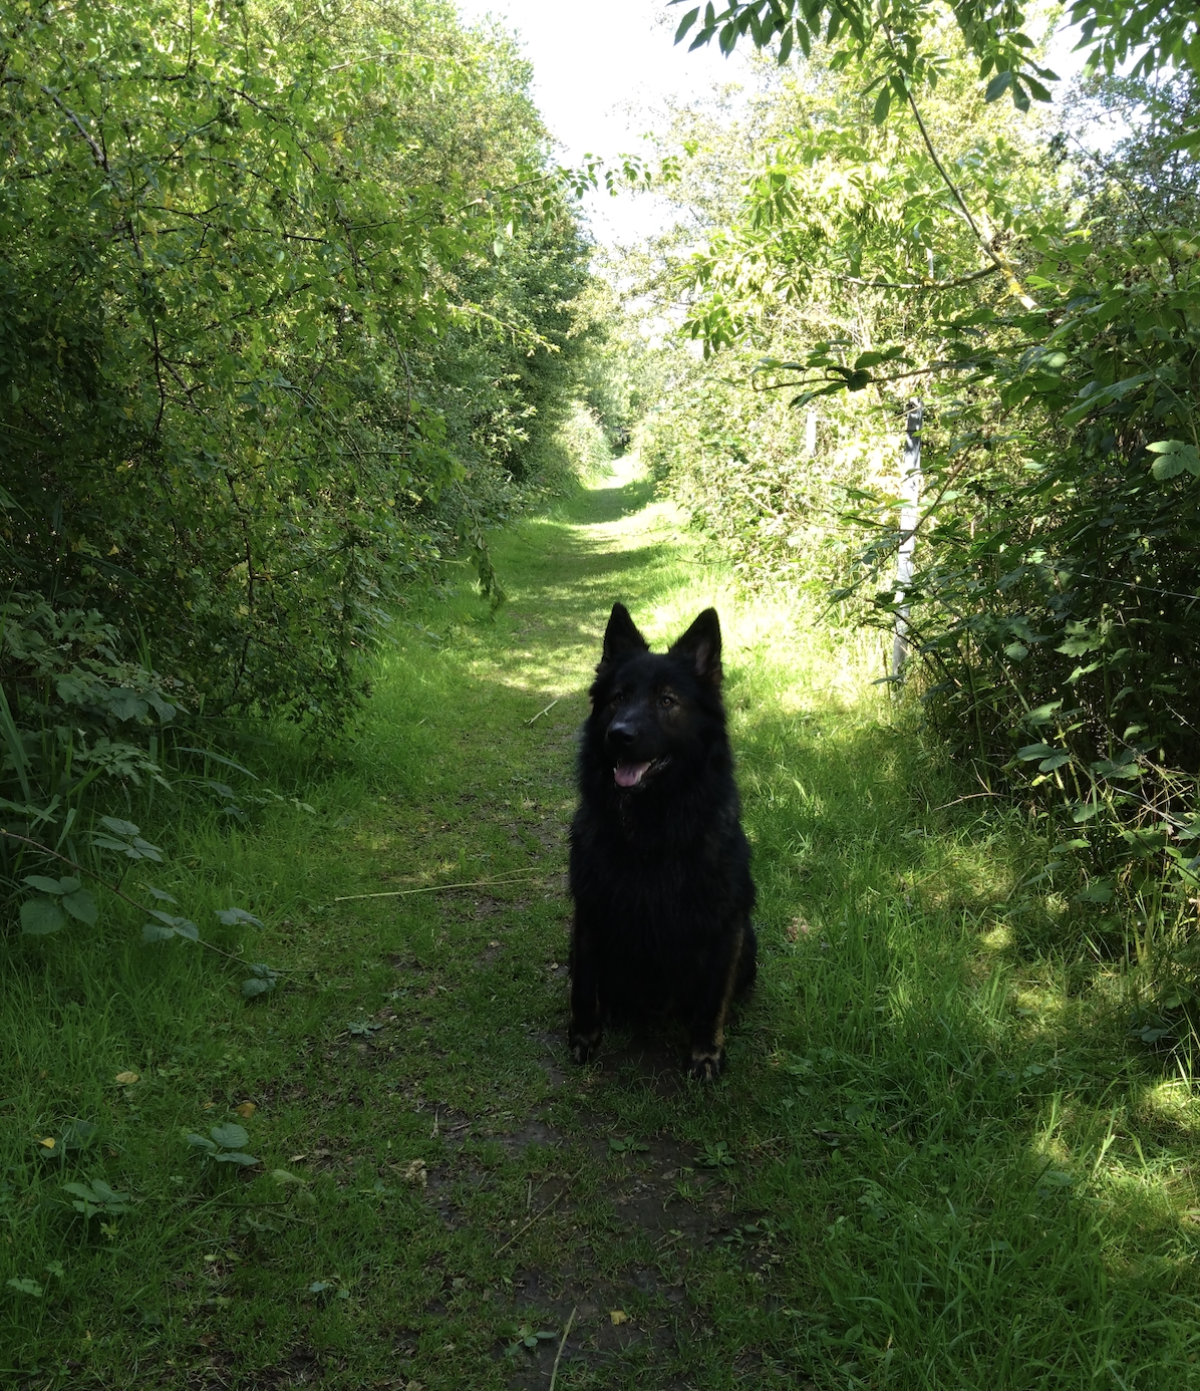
569, 1027, 602, 1064
688, 1048, 724, 1082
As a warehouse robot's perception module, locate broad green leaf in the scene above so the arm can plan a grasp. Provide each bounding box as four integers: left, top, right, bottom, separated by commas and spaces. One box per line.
872, 85, 891, 124
1038, 753, 1072, 772
674, 6, 700, 43
21, 897, 66, 935
1148, 440, 1200, 480
209, 1122, 250, 1150
62, 889, 98, 925
59, 1121, 98, 1149
1076, 881, 1114, 903
22, 874, 65, 894
98, 817, 140, 837
216, 907, 264, 928
985, 70, 1013, 101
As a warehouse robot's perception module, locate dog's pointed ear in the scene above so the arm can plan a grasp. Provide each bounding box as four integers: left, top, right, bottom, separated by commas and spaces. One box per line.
670, 608, 722, 684
598, 603, 649, 673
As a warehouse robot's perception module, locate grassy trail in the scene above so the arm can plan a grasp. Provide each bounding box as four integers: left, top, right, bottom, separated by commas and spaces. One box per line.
6, 463, 1200, 1388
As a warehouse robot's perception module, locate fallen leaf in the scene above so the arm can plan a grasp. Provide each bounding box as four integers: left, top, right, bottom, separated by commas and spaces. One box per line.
114, 1071, 140, 1085
289, 1153, 307, 1163
610, 1309, 628, 1325
234, 1101, 257, 1119
198, 1333, 217, 1347
401, 1158, 427, 1188
39, 1137, 55, 1149
201, 1101, 215, 1110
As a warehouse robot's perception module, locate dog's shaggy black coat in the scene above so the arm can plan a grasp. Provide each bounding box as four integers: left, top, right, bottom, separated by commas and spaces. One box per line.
568, 603, 756, 1080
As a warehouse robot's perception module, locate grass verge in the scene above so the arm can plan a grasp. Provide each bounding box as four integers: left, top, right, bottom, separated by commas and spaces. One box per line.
4, 458, 1200, 1389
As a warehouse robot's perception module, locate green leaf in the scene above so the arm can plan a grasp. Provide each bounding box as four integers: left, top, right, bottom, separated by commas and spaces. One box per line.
872, 85, 891, 124
985, 70, 1013, 102
209, 1122, 250, 1150
1038, 753, 1071, 772
1148, 440, 1200, 480
186, 1133, 219, 1154
6, 1277, 43, 1297
214, 1150, 258, 1165
243, 976, 277, 999
62, 889, 98, 925
216, 907, 264, 928
142, 924, 176, 943
59, 1121, 98, 1150
98, 816, 140, 837
1025, 702, 1062, 726
21, 897, 66, 935
673, 6, 700, 43
22, 874, 66, 894
1076, 881, 1114, 903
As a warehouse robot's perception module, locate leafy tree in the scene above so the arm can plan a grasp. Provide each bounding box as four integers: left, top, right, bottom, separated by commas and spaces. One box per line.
657, 0, 1200, 967
0, 0, 596, 935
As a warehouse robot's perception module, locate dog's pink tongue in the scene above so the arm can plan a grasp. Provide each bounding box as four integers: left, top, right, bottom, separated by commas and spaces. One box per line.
614, 761, 651, 788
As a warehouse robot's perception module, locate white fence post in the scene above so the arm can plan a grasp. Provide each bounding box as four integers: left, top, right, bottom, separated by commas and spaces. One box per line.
891, 400, 922, 684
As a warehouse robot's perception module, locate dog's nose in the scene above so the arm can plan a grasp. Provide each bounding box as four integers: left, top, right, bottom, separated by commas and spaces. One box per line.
607, 720, 637, 751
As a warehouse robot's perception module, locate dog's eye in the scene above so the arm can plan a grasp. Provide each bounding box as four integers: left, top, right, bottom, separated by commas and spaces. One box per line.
659, 693, 675, 709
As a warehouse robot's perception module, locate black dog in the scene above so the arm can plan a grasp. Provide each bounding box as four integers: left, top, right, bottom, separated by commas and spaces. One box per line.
568, 603, 757, 1080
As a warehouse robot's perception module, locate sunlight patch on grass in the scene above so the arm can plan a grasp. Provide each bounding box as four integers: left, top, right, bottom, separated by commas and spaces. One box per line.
981, 923, 1015, 951
1138, 1080, 1200, 1135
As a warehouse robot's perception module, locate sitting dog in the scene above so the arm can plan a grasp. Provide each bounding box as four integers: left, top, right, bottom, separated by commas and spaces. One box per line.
568, 603, 757, 1080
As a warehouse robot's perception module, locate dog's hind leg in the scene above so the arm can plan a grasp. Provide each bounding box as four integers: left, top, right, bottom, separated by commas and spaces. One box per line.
568, 915, 603, 1064
687, 925, 748, 1081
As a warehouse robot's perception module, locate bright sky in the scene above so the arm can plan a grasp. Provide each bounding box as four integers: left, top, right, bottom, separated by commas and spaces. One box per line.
453, 0, 746, 246
453, 1, 1092, 248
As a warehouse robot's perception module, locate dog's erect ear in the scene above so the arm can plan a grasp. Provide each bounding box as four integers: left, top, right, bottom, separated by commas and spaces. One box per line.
669, 608, 722, 684
598, 603, 649, 672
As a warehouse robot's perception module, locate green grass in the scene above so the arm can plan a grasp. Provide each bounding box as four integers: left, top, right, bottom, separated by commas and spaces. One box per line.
4, 458, 1200, 1388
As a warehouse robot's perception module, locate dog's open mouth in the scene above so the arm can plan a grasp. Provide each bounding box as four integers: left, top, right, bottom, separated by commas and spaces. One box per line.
614, 758, 663, 789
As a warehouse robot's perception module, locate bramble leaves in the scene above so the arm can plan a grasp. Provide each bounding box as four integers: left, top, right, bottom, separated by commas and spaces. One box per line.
1148, 439, 1200, 480
63, 1180, 131, 1218
187, 1122, 257, 1167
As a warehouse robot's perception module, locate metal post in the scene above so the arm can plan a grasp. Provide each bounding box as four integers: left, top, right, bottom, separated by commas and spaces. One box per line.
891, 400, 922, 684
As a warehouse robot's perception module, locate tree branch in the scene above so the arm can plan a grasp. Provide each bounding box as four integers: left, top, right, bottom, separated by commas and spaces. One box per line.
835, 265, 1001, 291
35, 83, 108, 170
879, 38, 1038, 312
